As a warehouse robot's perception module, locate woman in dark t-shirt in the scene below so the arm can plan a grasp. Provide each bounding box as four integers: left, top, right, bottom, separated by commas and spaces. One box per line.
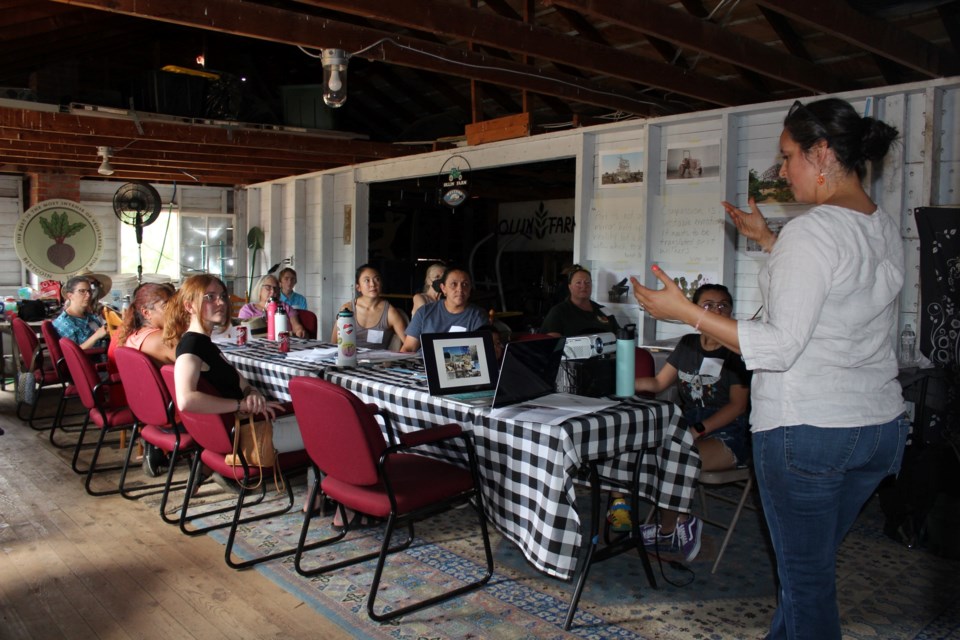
163, 274, 280, 418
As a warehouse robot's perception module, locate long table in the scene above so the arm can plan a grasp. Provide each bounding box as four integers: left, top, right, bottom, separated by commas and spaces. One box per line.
223, 339, 699, 580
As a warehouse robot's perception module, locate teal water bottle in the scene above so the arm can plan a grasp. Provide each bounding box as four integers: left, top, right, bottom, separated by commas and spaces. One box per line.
615, 323, 636, 398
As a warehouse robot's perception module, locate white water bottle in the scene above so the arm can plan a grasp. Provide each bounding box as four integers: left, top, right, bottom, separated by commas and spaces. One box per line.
336, 309, 357, 366
273, 302, 289, 339
899, 324, 916, 365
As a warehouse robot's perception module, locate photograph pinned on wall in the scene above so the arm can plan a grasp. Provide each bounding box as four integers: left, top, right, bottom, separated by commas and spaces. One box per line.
747, 156, 796, 204
599, 149, 644, 187
665, 140, 720, 183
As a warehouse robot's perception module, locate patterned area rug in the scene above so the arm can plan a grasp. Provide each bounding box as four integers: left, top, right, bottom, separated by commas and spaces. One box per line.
181, 478, 960, 640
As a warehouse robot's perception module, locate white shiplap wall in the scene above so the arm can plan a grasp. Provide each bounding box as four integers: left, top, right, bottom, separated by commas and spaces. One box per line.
247, 77, 960, 340
0, 175, 24, 288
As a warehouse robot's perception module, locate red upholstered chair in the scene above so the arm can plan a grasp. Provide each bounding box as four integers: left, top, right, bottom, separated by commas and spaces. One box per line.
11, 317, 61, 429
40, 320, 87, 447
59, 337, 136, 496
114, 347, 197, 523
634, 346, 656, 398
296, 309, 318, 340
159, 365, 311, 569
289, 376, 494, 622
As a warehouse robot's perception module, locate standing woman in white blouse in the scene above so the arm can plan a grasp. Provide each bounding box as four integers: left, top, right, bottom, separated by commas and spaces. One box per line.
632, 98, 908, 640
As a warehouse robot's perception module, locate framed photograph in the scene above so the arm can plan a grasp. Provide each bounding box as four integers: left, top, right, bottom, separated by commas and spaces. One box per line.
665, 140, 720, 183
599, 149, 644, 187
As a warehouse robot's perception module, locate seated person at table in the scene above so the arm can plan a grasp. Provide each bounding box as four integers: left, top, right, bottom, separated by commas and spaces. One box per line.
540, 265, 620, 337
400, 267, 487, 352
238, 274, 307, 338
330, 264, 408, 349
166, 274, 283, 491
278, 267, 308, 310
411, 261, 445, 318
608, 284, 751, 562
53, 275, 110, 351
113, 283, 177, 366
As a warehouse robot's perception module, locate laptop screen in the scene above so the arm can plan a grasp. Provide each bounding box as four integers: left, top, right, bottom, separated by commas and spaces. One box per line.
421, 331, 499, 396
492, 337, 565, 408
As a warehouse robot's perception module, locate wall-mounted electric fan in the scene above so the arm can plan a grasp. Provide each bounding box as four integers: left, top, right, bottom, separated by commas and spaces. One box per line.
113, 181, 162, 283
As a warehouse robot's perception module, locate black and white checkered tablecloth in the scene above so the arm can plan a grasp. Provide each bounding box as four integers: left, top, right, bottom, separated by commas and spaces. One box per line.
220, 338, 334, 402
324, 365, 699, 581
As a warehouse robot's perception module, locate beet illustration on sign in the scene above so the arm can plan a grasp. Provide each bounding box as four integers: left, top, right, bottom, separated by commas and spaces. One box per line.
38, 211, 87, 268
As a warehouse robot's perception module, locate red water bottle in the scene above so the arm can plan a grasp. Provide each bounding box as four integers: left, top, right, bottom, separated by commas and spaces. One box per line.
266, 296, 278, 341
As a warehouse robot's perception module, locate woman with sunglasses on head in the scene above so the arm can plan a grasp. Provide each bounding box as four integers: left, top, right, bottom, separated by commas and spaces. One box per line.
238, 274, 307, 338
112, 283, 177, 366
53, 275, 110, 350
330, 264, 407, 349
608, 284, 750, 559
633, 98, 907, 640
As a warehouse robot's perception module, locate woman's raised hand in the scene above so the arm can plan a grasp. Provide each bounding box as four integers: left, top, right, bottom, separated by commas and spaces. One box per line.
630, 266, 694, 323
722, 197, 776, 252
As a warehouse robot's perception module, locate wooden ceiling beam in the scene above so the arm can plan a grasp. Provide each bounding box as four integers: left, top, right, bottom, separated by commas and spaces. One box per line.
758, 5, 813, 61
755, 0, 960, 77
291, 0, 764, 106
0, 106, 415, 158
546, 0, 847, 93
48, 0, 674, 114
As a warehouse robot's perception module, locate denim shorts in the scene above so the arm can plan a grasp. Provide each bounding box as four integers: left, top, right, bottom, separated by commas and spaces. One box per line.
684, 406, 751, 466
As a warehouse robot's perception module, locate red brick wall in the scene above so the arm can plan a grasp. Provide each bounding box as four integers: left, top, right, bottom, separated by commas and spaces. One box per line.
27, 172, 81, 205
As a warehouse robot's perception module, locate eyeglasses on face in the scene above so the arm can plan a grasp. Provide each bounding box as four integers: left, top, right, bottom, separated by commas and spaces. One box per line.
261, 284, 279, 290
202, 293, 228, 303
700, 301, 731, 312
73, 288, 93, 295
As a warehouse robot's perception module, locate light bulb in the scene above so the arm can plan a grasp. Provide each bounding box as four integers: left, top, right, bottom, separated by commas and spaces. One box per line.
321, 49, 348, 108
327, 67, 342, 93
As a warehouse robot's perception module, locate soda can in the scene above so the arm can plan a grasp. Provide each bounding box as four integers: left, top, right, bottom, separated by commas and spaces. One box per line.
236, 325, 248, 346
278, 331, 290, 353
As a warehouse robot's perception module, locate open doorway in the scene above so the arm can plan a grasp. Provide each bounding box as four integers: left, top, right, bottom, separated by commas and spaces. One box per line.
366, 158, 576, 333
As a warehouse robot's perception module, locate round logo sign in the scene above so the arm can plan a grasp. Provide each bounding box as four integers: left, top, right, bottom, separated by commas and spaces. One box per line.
15, 199, 104, 279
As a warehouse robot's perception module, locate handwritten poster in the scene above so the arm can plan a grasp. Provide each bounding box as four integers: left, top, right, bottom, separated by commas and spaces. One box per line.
651, 193, 724, 265
587, 194, 644, 261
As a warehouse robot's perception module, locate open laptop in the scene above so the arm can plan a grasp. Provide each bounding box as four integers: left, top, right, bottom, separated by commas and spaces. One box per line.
422, 332, 565, 408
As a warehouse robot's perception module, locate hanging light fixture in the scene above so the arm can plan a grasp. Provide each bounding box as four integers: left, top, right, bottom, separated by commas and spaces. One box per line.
96, 146, 115, 176
321, 48, 348, 108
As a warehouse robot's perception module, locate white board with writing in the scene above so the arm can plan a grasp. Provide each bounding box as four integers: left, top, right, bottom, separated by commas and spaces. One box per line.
650, 192, 725, 266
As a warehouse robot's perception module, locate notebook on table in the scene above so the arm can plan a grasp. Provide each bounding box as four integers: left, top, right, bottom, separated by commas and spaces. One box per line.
421, 332, 565, 408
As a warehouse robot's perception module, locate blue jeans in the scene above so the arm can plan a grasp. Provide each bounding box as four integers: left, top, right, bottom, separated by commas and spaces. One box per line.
754, 417, 909, 640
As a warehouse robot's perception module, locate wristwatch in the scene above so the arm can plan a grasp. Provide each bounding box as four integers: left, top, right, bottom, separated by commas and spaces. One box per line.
692, 422, 706, 434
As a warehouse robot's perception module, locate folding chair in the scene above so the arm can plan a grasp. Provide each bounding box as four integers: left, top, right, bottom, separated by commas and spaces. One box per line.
40, 320, 87, 447
289, 376, 494, 622
296, 309, 318, 340
697, 467, 756, 574
11, 317, 61, 429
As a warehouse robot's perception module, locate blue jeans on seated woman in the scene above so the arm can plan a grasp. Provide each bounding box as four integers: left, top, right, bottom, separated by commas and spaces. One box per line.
684, 406, 751, 466
754, 416, 908, 640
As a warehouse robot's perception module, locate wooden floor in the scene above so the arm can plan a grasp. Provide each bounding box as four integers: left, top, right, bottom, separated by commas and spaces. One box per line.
0, 388, 353, 640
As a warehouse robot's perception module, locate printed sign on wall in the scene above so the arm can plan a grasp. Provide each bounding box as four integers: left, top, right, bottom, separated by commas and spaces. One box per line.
497, 199, 574, 251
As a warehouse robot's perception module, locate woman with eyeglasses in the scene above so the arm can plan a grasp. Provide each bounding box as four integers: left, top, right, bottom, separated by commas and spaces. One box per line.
238, 274, 307, 338
53, 275, 110, 350
608, 284, 750, 560
633, 98, 906, 640
540, 265, 620, 337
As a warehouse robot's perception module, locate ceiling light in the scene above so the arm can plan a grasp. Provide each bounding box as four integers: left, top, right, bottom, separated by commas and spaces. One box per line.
96, 146, 115, 176
321, 48, 348, 108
